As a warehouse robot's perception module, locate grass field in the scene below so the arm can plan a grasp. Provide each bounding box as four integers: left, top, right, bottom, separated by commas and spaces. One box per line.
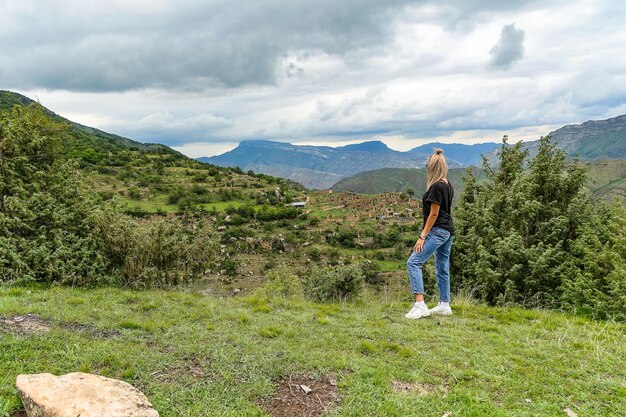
1, 286, 624, 417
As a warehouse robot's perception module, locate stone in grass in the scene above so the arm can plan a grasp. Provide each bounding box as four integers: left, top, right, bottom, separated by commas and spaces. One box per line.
16, 372, 159, 417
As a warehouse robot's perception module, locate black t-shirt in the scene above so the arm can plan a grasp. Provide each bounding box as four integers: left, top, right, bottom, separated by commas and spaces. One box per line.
422, 180, 454, 234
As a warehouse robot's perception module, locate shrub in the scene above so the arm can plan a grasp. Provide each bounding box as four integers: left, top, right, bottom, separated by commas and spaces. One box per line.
305, 264, 365, 302
258, 268, 303, 299
308, 217, 321, 227
0, 104, 111, 285
127, 187, 141, 200
453, 136, 626, 319
97, 208, 219, 287
359, 260, 383, 285
220, 259, 238, 276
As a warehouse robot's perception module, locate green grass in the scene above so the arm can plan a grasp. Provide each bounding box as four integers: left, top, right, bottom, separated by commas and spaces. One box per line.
121, 196, 178, 213
375, 260, 406, 272
1, 286, 624, 416
200, 200, 247, 211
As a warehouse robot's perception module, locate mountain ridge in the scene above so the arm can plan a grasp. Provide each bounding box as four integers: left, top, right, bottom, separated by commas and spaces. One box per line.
199, 140, 500, 189
0, 90, 194, 170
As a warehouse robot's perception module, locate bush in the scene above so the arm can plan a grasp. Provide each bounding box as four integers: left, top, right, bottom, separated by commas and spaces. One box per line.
97, 208, 219, 287
127, 187, 141, 200
359, 260, 383, 285
453, 136, 626, 319
325, 227, 357, 248
257, 268, 303, 299
305, 264, 365, 302
0, 104, 111, 285
220, 259, 238, 276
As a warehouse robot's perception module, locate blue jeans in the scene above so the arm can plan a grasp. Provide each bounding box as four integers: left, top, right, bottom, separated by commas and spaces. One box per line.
407, 227, 454, 302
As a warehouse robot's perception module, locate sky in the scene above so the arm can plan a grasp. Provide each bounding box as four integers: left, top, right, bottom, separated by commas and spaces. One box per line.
1, 0, 625, 157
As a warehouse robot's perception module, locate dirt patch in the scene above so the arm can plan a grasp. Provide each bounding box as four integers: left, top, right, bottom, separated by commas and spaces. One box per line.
10, 411, 27, 417
0, 314, 51, 335
62, 321, 120, 339
392, 380, 448, 396
152, 356, 213, 387
260, 374, 341, 417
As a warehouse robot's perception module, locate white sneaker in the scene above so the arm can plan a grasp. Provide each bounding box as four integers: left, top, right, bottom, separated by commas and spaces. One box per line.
405, 303, 430, 319
429, 302, 452, 316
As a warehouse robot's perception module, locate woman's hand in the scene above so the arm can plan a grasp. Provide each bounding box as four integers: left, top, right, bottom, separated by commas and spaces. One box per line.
414, 237, 425, 253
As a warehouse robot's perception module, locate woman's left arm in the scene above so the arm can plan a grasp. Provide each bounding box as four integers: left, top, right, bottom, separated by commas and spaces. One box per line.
414, 203, 440, 253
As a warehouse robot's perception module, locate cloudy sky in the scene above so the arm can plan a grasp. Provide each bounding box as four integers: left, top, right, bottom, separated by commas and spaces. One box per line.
1, 0, 625, 157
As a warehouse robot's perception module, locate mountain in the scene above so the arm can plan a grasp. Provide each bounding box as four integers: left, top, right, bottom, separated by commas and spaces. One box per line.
485, 114, 626, 163
408, 142, 501, 166
0, 90, 189, 167
199, 140, 500, 189
0, 90, 305, 215
541, 114, 626, 159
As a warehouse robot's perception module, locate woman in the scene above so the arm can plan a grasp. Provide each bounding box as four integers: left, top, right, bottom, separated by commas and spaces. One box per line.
405, 148, 454, 319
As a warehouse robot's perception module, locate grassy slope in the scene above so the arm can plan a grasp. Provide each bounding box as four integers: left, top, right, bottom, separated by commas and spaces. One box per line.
0, 90, 184, 159
583, 159, 626, 203
333, 161, 626, 204
1, 286, 624, 417
332, 167, 487, 197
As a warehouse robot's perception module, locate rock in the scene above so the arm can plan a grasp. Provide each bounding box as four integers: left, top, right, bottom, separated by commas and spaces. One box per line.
217, 225, 227, 232
299, 384, 312, 395
16, 373, 159, 417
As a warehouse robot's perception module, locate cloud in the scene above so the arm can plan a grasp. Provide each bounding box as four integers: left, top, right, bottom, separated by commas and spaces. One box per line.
0, 0, 415, 92
490, 23, 525, 68
107, 111, 233, 145
3, 0, 626, 157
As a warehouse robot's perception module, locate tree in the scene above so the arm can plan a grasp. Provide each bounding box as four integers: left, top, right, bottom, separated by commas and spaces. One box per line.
453, 135, 626, 319
0, 104, 109, 284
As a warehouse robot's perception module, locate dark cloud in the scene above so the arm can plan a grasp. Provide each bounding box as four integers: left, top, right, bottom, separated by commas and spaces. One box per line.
490, 23, 525, 68
0, 0, 414, 92
0, 0, 539, 92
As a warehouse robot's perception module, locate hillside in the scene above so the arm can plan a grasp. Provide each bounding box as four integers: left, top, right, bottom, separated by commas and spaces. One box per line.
583, 159, 626, 203
539, 114, 626, 159
332, 167, 488, 199
199, 140, 500, 189
0, 91, 308, 215
407, 142, 500, 167
0, 91, 187, 166
1, 286, 624, 416
332, 159, 626, 203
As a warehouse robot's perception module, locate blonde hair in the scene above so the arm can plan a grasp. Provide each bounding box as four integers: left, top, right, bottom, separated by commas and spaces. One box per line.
426, 148, 448, 189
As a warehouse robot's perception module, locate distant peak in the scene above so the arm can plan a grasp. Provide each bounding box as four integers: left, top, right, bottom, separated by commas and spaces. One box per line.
338, 141, 391, 152
239, 139, 279, 146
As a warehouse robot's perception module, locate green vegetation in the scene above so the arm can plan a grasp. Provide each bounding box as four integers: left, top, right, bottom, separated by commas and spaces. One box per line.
1, 91, 626, 416
0, 104, 223, 287
1, 286, 624, 416
334, 160, 626, 204
304, 264, 366, 302
332, 167, 487, 198
0, 104, 109, 284
454, 137, 626, 319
